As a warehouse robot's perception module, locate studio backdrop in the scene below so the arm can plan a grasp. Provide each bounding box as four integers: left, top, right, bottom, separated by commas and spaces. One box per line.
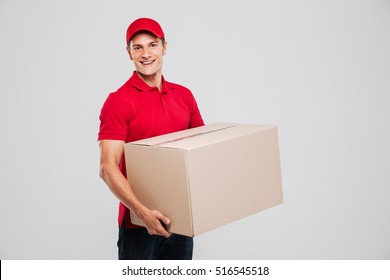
0, 0, 389, 259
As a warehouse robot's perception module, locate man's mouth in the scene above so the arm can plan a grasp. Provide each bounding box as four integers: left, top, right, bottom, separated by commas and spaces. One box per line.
140, 60, 155, 66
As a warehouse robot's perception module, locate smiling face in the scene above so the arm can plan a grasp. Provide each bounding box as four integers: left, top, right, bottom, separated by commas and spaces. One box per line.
127, 32, 167, 88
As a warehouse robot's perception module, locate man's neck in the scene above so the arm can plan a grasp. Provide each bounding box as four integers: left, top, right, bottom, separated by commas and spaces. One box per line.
136, 71, 162, 91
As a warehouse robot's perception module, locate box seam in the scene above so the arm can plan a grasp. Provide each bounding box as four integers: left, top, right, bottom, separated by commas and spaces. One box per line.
151, 124, 238, 147
184, 149, 195, 236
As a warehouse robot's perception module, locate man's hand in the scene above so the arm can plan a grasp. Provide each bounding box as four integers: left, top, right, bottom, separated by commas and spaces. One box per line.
138, 207, 171, 238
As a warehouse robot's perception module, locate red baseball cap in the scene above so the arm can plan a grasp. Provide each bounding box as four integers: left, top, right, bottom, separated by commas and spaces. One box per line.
126, 18, 165, 43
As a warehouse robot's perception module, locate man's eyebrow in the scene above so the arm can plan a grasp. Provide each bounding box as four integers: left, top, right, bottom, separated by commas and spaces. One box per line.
147, 40, 159, 45
132, 40, 159, 47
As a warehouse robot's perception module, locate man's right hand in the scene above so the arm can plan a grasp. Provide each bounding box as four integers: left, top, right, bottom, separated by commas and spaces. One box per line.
138, 207, 171, 238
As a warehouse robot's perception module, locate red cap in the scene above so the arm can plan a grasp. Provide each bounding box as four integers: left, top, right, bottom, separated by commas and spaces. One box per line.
126, 18, 165, 43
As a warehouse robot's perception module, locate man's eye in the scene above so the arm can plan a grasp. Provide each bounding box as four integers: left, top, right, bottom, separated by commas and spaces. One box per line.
151, 43, 158, 47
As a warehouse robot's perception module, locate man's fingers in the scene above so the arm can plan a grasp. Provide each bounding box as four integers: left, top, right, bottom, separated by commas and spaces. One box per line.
160, 227, 171, 238
155, 212, 171, 238
153, 210, 171, 226
147, 210, 171, 237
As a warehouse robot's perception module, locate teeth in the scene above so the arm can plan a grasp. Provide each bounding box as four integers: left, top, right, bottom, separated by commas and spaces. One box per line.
141, 61, 154, 65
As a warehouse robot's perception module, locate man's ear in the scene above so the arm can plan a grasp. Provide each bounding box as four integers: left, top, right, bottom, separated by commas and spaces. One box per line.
162, 41, 168, 56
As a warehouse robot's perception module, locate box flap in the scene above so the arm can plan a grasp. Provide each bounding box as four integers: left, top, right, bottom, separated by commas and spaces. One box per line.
160, 123, 277, 150
128, 123, 237, 147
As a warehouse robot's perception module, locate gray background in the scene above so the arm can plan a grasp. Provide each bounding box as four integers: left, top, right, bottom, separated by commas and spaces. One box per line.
0, 0, 389, 259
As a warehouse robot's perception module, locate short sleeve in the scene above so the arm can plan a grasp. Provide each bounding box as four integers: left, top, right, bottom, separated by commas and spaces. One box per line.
189, 93, 205, 128
98, 92, 129, 141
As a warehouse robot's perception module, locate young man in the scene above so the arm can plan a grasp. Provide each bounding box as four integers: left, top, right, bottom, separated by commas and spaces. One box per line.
98, 18, 204, 260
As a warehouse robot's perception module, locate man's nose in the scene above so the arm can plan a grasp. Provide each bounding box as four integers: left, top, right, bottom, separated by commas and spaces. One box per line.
141, 48, 151, 58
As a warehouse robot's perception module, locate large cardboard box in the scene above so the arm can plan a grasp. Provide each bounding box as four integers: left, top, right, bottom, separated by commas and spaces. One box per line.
124, 123, 283, 237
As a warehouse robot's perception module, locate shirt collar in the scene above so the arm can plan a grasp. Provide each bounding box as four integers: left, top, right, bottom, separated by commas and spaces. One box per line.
129, 71, 173, 93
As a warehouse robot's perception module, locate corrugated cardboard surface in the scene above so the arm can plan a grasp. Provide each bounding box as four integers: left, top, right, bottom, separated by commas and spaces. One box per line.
125, 146, 194, 236
124, 123, 283, 237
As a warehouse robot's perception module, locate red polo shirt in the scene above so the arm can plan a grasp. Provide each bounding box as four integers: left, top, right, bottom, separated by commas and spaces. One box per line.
98, 71, 204, 228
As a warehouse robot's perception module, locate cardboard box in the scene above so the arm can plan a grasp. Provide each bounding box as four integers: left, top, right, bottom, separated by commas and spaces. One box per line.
124, 123, 283, 237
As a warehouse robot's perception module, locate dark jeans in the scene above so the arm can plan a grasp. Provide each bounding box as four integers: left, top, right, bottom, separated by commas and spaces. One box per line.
117, 222, 193, 260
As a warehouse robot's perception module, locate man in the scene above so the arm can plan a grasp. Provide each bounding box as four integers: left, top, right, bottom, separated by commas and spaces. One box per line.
98, 18, 204, 260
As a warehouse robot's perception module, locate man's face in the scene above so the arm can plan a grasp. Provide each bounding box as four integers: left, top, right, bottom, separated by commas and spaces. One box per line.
128, 32, 167, 79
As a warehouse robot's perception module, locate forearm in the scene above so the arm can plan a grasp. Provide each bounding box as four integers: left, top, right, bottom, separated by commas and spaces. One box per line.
99, 162, 145, 218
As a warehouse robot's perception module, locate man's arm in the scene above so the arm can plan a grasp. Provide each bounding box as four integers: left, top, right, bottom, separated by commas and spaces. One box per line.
99, 139, 170, 237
